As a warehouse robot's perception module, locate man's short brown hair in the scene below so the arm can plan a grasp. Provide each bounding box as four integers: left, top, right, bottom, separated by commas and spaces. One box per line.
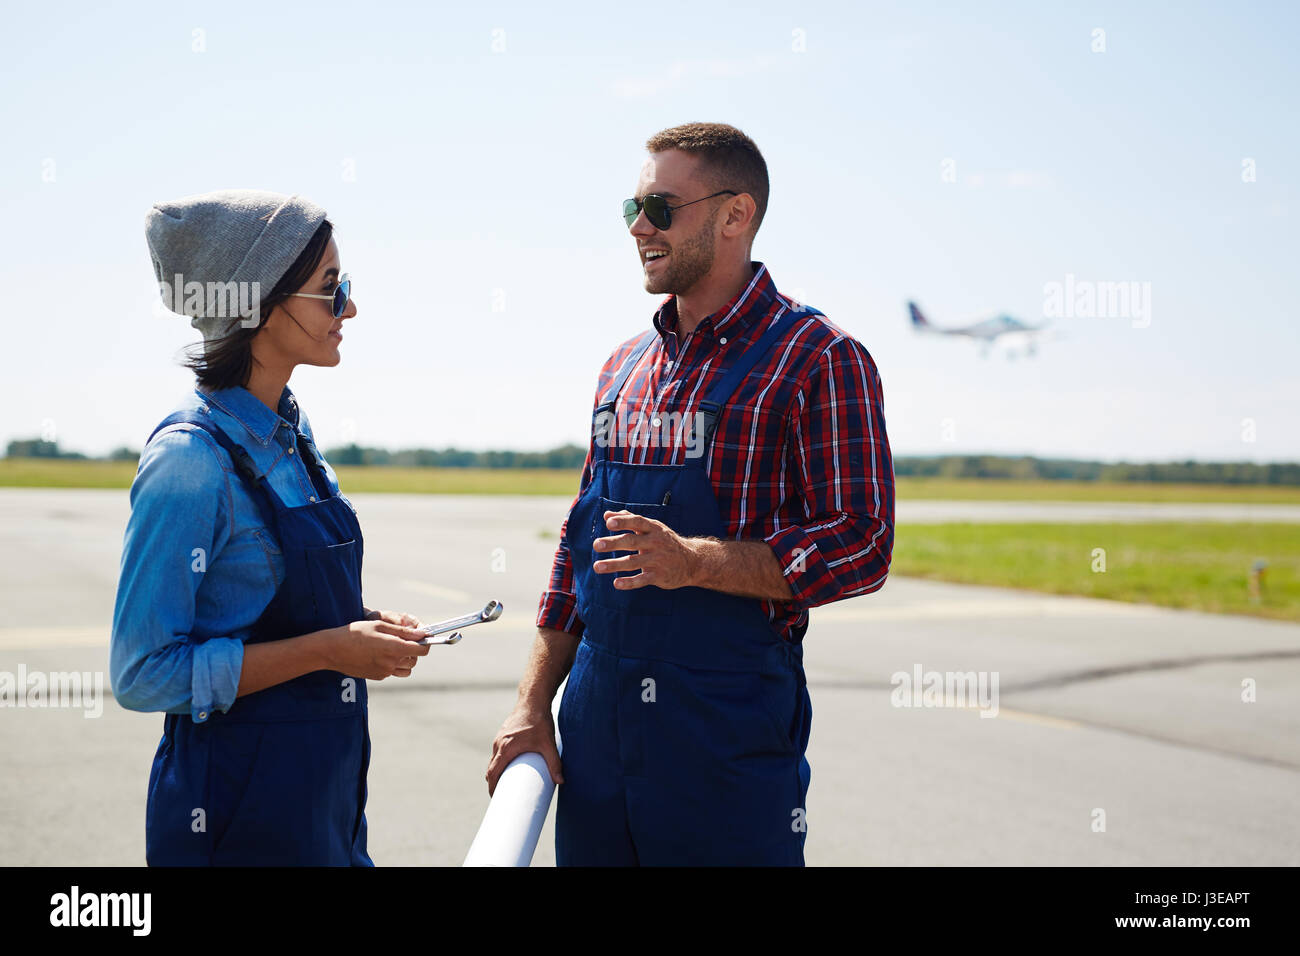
646, 122, 769, 234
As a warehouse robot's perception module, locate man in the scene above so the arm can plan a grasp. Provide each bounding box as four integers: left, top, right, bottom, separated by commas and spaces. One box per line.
487, 122, 894, 866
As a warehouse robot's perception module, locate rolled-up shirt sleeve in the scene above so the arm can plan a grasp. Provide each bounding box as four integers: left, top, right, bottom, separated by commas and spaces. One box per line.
535, 443, 593, 638
764, 335, 895, 609
110, 430, 245, 722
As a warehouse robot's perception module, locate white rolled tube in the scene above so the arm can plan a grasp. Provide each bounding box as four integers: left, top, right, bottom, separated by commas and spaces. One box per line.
462, 751, 557, 867
464, 684, 565, 867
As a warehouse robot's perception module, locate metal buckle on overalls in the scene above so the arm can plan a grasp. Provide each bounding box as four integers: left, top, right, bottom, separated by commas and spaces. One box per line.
593, 402, 617, 446
227, 443, 263, 484
696, 400, 722, 441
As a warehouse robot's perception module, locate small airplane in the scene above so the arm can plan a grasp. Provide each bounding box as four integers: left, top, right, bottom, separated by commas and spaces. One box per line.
908, 301, 1053, 358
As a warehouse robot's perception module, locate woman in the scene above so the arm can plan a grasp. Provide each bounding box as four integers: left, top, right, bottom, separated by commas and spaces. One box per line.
111, 189, 428, 866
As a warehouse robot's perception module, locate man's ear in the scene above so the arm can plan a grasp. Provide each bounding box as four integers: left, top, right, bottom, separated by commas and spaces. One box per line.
720, 193, 757, 238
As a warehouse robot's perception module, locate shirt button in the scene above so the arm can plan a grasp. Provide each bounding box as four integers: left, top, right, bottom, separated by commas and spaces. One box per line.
288, 446, 295, 455
652, 417, 661, 427
198, 711, 207, 720
719, 337, 728, 344
309, 496, 317, 503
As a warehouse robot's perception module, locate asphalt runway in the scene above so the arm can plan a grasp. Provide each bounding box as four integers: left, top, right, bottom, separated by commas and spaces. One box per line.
1, 489, 1297, 866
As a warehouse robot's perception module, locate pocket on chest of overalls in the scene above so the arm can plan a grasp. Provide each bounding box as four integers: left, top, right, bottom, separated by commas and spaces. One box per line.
302, 539, 362, 629
587, 496, 683, 616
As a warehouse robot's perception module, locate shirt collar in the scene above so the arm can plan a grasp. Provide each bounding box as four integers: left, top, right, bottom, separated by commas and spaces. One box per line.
652, 261, 780, 341
199, 385, 300, 445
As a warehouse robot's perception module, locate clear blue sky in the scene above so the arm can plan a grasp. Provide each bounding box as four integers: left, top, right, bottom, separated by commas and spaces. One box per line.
1, 0, 1296, 462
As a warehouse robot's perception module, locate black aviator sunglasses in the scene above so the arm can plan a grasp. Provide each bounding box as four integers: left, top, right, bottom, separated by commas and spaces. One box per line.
622, 190, 738, 230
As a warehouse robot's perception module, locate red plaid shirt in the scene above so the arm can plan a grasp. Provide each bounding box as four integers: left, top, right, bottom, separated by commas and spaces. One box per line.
536, 262, 894, 642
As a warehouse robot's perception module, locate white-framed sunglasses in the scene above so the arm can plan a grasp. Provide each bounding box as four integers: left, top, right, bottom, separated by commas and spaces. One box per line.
289, 273, 351, 318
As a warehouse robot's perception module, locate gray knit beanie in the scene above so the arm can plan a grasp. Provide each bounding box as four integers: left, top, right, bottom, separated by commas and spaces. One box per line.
145, 188, 328, 344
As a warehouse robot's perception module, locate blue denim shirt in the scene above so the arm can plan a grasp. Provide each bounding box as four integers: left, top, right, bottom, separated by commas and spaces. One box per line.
110, 385, 353, 723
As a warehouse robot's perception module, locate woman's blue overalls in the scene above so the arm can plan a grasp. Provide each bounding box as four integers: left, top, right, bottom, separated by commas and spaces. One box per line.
557, 307, 820, 866
142, 411, 372, 866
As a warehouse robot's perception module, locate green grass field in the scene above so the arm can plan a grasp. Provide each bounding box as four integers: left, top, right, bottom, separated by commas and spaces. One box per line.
894, 522, 1300, 622
4, 459, 1300, 502
894, 478, 1300, 504
0, 460, 585, 495
331, 466, 580, 495
0, 459, 142, 489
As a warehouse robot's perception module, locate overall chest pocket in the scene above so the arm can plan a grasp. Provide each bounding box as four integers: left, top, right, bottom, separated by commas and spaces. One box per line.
585, 496, 683, 616
278, 538, 365, 703
303, 539, 362, 628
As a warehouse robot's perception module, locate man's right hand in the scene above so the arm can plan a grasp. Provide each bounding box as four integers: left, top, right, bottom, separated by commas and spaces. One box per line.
487, 703, 564, 796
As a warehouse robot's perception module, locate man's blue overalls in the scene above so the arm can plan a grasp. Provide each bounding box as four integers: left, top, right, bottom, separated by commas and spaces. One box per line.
142, 411, 373, 866
557, 307, 820, 866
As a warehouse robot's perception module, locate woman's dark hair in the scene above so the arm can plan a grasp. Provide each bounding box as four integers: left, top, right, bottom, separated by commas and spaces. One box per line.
183, 219, 334, 390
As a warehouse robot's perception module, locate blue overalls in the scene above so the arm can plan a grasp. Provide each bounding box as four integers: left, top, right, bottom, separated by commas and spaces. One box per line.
142, 411, 373, 866
556, 307, 821, 866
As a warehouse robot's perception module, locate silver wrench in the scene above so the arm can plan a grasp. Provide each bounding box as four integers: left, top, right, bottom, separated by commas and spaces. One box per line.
416, 600, 504, 645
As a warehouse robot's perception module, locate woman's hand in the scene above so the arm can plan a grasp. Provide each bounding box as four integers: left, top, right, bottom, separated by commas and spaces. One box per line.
320, 618, 430, 679
364, 608, 423, 629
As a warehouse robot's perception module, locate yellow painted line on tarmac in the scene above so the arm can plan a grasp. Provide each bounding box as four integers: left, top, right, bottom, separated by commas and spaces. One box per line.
941, 703, 1081, 729
992, 706, 1082, 730
0, 627, 108, 649
0, 614, 539, 651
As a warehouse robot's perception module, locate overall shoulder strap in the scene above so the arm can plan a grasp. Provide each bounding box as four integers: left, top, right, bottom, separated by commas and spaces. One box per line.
689, 302, 823, 464
147, 411, 284, 526
592, 329, 658, 462
292, 429, 335, 501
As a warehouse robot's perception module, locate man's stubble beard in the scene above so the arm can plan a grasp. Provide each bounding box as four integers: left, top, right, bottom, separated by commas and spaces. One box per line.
644, 213, 716, 297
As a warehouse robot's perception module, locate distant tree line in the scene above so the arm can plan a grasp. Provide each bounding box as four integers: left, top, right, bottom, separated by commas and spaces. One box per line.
891, 454, 1300, 485
4, 439, 137, 461
323, 443, 590, 470
323, 447, 1300, 484
6, 438, 1299, 485
4, 439, 87, 459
